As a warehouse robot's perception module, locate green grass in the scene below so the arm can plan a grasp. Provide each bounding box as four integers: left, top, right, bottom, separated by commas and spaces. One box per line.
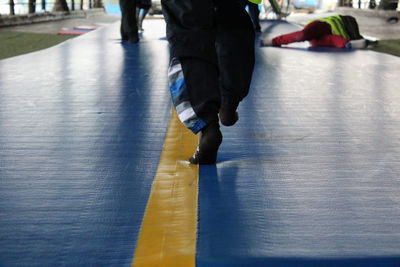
369, 39, 400, 57
0, 31, 76, 60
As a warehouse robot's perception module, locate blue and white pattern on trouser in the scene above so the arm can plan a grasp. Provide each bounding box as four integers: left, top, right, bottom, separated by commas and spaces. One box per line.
168, 58, 207, 134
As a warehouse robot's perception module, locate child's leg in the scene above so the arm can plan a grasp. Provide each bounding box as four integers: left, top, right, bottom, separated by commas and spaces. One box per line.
271, 30, 304, 46
138, 8, 149, 31
271, 20, 331, 46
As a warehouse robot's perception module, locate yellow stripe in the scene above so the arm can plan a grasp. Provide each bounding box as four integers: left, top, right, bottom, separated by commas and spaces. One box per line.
132, 109, 199, 267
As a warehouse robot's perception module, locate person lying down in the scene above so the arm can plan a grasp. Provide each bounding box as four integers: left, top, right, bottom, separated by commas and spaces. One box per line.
261, 14, 377, 49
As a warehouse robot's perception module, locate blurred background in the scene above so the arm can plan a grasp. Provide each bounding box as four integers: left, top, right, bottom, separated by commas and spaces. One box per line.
0, 0, 397, 17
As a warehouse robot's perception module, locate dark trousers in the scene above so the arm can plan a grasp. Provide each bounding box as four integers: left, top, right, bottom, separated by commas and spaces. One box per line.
240, 0, 261, 31
119, 0, 138, 40
162, 0, 255, 130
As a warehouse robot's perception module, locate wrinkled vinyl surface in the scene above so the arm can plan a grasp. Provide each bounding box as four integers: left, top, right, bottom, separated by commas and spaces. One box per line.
197, 21, 400, 267
0, 19, 400, 266
0, 20, 171, 266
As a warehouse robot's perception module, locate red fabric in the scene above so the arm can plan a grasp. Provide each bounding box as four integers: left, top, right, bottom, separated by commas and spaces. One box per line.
271, 20, 349, 48
272, 30, 304, 46
310, 34, 349, 48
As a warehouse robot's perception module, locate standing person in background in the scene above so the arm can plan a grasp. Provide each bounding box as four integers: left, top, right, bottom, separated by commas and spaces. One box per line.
161, 0, 260, 164
137, 0, 152, 32
119, 0, 139, 43
240, 0, 262, 33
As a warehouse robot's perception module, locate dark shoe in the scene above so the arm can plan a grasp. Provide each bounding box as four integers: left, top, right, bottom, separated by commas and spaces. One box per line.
128, 36, 139, 44
189, 123, 222, 165
219, 100, 239, 126
366, 39, 379, 47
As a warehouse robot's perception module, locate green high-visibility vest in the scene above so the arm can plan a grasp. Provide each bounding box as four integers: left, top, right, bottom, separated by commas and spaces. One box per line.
248, 0, 262, 4
317, 15, 350, 39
